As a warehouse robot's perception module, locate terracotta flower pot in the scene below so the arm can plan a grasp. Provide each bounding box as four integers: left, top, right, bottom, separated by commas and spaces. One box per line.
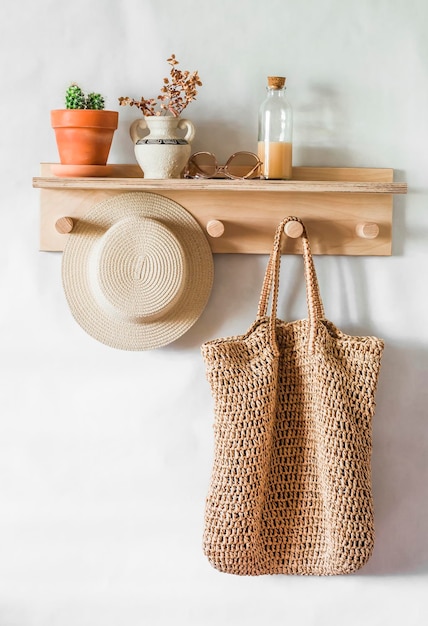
51, 109, 119, 165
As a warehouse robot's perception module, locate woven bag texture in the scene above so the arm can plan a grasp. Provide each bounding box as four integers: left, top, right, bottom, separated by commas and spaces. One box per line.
201, 217, 384, 576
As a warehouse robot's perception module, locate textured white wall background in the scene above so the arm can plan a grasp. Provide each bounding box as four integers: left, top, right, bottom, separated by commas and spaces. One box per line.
1, 0, 427, 624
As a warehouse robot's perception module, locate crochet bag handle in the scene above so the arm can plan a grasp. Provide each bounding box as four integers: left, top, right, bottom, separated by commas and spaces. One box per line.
257, 216, 325, 355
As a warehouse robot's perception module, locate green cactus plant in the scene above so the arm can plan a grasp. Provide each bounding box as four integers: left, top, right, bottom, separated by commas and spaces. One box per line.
86, 92, 105, 110
65, 84, 86, 109
65, 83, 105, 110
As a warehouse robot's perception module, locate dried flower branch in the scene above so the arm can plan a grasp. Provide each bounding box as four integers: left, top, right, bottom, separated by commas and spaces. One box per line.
119, 54, 202, 117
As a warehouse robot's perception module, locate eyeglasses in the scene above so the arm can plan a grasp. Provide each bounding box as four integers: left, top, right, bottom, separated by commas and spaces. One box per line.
184, 151, 262, 180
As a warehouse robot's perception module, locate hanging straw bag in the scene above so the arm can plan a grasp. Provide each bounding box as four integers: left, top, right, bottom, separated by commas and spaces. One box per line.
201, 216, 384, 576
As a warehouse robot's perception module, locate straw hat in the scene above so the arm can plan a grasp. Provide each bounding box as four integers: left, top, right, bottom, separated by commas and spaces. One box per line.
62, 192, 214, 350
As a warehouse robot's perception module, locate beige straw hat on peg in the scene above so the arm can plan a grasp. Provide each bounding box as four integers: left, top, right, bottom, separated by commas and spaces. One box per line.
61, 192, 214, 350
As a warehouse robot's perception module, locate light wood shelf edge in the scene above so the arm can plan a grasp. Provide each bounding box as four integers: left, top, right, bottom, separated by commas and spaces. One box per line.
33, 164, 407, 194
33, 164, 406, 256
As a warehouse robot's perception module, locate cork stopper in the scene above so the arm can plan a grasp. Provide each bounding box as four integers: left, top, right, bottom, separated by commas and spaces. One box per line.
267, 76, 286, 89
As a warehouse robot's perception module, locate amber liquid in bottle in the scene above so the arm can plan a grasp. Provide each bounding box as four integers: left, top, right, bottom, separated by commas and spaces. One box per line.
257, 141, 292, 179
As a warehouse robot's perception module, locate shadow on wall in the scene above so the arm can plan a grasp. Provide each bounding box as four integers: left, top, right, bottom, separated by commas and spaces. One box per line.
171, 254, 268, 350
190, 117, 258, 160
360, 340, 428, 576
325, 260, 428, 574
294, 83, 352, 167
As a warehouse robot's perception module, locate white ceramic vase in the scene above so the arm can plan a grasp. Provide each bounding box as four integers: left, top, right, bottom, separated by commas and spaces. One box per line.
130, 116, 195, 179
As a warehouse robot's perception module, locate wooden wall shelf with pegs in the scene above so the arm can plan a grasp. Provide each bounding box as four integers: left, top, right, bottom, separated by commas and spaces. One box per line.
33, 164, 407, 255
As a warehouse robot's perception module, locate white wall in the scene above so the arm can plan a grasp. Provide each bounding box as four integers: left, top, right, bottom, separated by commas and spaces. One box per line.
1, 0, 427, 624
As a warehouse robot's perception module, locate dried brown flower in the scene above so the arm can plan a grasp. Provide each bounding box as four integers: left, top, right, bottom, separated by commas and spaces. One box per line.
119, 54, 202, 117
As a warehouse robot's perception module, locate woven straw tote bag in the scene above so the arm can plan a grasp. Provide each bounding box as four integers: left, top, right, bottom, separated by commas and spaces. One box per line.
201, 216, 384, 576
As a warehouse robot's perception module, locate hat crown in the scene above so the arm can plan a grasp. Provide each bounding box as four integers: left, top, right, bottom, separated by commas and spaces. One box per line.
90, 217, 185, 322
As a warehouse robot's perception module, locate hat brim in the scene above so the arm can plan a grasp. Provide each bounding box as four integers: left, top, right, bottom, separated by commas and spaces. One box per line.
62, 192, 214, 350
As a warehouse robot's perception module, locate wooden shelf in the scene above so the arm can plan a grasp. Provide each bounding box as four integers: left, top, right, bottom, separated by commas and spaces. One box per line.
33, 164, 407, 255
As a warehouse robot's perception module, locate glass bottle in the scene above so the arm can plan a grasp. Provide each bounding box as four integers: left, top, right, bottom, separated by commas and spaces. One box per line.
258, 76, 293, 180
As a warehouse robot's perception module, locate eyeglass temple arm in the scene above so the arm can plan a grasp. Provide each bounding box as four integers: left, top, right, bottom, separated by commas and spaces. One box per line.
243, 160, 263, 178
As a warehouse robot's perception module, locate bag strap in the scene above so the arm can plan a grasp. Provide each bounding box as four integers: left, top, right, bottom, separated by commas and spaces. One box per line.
257, 216, 325, 356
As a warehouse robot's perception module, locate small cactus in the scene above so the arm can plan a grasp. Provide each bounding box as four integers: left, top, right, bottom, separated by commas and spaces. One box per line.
65, 84, 86, 109
65, 83, 106, 110
86, 92, 105, 110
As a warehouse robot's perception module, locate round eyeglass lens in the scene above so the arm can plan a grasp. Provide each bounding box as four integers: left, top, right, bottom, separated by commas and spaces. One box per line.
188, 152, 217, 178
226, 152, 261, 179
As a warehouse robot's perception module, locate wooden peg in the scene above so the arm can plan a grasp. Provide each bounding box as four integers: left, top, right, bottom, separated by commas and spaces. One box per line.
206, 219, 225, 238
284, 220, 304, 238
55, 216, 74, 234
356, 222, 379, 240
